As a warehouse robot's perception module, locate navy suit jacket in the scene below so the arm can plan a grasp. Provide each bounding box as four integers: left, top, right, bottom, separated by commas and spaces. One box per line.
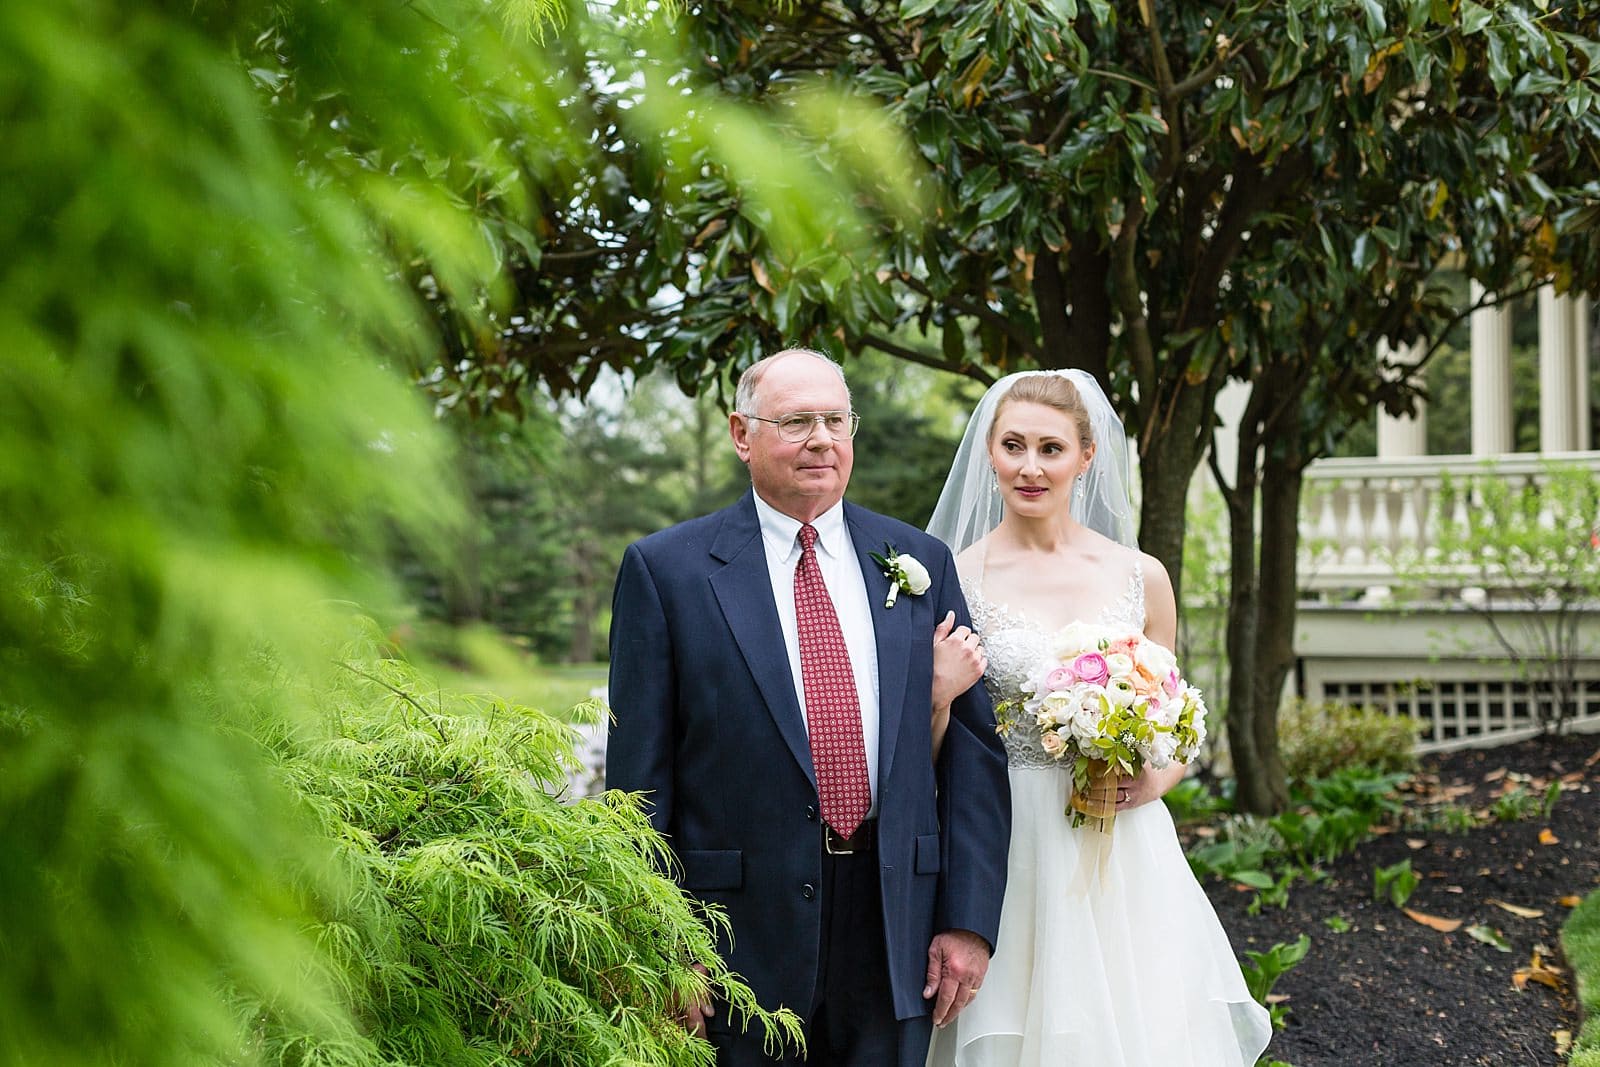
606, 491, 1010, 1021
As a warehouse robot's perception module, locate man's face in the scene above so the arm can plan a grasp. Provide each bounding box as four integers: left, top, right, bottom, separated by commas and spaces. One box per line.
730, 355, 854, 523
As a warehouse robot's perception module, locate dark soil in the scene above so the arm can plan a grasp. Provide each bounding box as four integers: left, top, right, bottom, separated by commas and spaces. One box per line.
1201, 731, 1600, 1067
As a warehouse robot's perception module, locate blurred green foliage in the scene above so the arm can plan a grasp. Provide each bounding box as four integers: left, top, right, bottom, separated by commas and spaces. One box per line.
1564, 888, 1600, 1067
0, 0, 919, 1061
1276, 699, 1421, 783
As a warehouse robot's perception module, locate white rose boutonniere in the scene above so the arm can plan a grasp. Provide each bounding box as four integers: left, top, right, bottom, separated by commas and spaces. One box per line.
869, 543, 931, 608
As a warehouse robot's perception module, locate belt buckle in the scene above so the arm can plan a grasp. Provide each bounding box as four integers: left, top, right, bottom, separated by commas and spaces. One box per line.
825, 823, 866, 855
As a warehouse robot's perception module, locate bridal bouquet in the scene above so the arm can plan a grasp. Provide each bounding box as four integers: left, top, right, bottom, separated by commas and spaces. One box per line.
997, 622, 1208, 828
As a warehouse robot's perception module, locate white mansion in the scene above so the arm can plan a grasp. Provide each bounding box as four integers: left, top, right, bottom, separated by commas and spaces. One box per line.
1219, 288, 1600, 752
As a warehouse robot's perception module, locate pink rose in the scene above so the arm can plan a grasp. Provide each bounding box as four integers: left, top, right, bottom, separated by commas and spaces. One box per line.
1105, 636, 1139, 658
1040, 730, 1067, 757
1071, 652, 1110, 687
1044, 665, 1076, 691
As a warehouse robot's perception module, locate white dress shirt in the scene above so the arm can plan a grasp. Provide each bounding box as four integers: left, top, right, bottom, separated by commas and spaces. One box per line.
751, 493, 881, 815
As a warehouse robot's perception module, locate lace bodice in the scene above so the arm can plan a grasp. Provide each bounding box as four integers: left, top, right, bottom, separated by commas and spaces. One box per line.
963, 561, 1145, 768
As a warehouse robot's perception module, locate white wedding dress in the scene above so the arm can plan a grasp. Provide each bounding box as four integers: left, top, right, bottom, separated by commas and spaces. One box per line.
928, 562, 1273, 1067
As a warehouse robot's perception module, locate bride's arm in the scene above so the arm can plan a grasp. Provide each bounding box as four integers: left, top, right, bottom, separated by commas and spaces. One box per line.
1142, 551, 1178, 651
1121, 555, 1185, 809
931, 611, 986, 761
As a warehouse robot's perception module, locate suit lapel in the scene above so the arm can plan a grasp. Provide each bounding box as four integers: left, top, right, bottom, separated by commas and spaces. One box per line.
708, 493, 816, 787
847, 506, 912, 789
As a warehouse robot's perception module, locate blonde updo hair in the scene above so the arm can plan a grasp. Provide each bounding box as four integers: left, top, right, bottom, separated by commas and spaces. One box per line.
987, 373, 1094, 450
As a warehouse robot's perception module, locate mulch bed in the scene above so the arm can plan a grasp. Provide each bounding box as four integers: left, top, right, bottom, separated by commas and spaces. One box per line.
1202, 730, 1600, 1067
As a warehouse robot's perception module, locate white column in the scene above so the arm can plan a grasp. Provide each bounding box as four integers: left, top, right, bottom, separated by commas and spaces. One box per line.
1539, 287, 1580, 453
1573, 294, 1592, 452
1469, 280, 1514, 456
1377, 340, 1428, 459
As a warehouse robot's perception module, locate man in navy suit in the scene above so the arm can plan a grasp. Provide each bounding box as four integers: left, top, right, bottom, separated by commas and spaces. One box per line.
607, 348, 1011, 1066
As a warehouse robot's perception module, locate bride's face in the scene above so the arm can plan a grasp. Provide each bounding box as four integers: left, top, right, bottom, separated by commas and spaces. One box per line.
989, 400, 1094, 521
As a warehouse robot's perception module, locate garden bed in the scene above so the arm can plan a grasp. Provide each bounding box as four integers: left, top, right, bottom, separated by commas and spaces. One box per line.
1204, 731, 1599, 1067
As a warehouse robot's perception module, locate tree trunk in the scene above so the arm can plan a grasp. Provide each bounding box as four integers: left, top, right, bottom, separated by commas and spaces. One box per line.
1136, 383, 1210, 604
1245, 434, 1301, 814
1222, 417, 1270, 813
566, 545, 596, 664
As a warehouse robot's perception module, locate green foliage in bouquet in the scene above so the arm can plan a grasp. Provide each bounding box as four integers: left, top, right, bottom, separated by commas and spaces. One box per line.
241, 644, 802, 1066
1277, 699, 1420, 783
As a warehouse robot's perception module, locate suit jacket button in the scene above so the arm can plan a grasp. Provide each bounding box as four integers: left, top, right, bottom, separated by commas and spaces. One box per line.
801, 883, 816, 900
805, 805, 818, 822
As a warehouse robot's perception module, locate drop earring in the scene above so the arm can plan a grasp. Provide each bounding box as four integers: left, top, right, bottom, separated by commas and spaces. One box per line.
989, 467, 1000, 493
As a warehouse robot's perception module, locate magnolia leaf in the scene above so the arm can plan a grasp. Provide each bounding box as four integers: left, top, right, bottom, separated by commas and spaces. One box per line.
1487, 899, 1544, 919
1403, 908, 1462, 932
976, 184, 1022, 225
1466, 924, 1511, 952
1513, 948, 1566, 992
750, 258, 775, 295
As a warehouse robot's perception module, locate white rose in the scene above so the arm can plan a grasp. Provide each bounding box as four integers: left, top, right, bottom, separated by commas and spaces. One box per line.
1053, 621, 1101, 657
1106, 677, 1137, 707
1135, 639, 1177, 676
897, 554, 931, 594
1069, 710, 1101, 745
1040, 690, 1073, 718
1141, 733, 1175, 769
1066, 685, 1109, 743
1104, 652, 1135, 678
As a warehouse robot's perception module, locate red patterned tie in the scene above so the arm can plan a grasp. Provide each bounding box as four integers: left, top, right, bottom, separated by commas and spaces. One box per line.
794, 524, 871, 839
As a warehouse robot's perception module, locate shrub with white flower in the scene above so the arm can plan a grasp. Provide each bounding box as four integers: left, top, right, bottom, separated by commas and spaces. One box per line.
997, 623, 1208, 823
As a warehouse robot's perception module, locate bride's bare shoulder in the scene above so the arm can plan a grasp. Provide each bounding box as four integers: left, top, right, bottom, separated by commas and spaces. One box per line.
954, 539, 990, 582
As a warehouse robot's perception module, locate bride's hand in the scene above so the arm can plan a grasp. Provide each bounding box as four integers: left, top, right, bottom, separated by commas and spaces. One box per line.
931, 611, 985, 761
1115, 761, 1188, 811
932, 611, 985, 709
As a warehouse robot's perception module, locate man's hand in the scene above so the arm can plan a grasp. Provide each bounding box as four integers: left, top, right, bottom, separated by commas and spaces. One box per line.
923, 928, 991, 1028
673, 962, 715, 1038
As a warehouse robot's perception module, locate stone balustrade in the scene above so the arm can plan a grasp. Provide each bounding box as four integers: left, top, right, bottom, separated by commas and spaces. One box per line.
1298, 452, 1600, 602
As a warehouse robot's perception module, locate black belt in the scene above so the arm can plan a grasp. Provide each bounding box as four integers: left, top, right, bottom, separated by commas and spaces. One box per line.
825, 819, 876, 855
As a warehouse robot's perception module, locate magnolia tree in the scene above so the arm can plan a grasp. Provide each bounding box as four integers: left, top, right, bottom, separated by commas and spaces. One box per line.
659, 0, 1600, 811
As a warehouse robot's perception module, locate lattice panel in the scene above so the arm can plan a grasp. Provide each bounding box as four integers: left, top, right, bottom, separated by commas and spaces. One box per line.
1320, 676, 1600, 752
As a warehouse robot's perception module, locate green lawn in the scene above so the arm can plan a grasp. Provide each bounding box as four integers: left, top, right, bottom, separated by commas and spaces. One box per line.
1566, 889, 1600, 1067
398, 620, 608, 720
424, 659, 608, 719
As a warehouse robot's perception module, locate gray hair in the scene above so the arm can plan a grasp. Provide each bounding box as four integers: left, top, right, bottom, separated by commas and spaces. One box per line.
733, 348, 850, 416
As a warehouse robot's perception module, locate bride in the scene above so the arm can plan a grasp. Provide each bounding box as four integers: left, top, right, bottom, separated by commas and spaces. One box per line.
924, 370, 1272, 1067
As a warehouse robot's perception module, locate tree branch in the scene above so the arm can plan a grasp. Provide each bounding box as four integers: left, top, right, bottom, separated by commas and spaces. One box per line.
894, 272, 1043, 361
860, 332, 994, 383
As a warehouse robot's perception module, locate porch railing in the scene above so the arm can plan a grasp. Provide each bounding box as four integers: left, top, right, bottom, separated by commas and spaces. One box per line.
1297, 452, 1600, 600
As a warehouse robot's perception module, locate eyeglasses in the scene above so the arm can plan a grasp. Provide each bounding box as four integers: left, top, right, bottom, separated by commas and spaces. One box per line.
744, 410, 861, 443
